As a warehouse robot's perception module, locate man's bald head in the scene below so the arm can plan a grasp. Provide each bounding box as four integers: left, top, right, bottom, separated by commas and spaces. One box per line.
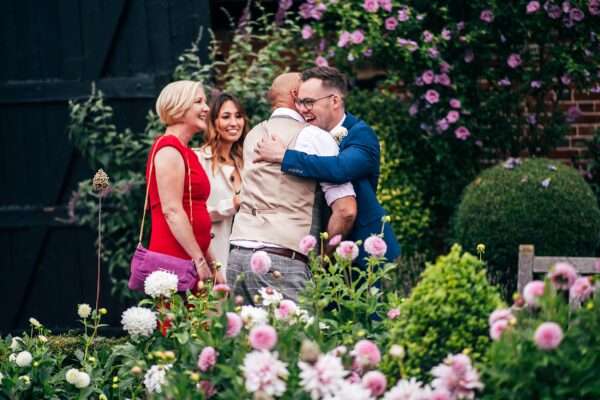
267, 72, 301, 109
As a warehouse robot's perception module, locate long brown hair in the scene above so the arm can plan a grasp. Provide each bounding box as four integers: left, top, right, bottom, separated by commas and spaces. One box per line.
203, 92, 249, 176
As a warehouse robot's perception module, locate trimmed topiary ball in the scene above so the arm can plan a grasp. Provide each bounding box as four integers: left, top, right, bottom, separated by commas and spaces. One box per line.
387, 245, 503, 380
452, 157, 600, 296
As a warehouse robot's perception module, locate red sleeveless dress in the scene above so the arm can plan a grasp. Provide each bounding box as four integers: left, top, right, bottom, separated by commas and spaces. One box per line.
146, 135, 212, 259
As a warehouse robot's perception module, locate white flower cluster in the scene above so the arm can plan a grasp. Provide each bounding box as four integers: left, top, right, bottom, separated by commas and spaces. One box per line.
144, 270, 178, 298
10, 337, 22, 351
299, 353, 347, 399
65, 368, 91, 389
382, 378, 431, 400
121, 306, 157, 338
144, 364, 171, 394
242, 351, 288, 397
78, 303, 92, 319
240, 306, 268, 328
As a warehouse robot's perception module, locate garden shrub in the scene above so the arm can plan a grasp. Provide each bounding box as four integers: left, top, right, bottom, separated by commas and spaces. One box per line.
481, 271, 600, 399
452, 157, 600, 297
387, 244, 503, 380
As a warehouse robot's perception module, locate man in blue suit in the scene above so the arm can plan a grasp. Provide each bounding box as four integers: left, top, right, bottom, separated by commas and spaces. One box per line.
255, 66, 400, 266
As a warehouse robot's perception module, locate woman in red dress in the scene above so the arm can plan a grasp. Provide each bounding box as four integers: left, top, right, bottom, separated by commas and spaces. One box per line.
148, 80, 223, 283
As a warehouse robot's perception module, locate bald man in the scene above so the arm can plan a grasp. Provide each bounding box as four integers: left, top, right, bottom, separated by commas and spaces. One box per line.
227, 72, 357, 303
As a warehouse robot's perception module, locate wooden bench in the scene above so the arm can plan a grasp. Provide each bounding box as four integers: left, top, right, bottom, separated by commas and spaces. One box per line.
517, 245, 600, 293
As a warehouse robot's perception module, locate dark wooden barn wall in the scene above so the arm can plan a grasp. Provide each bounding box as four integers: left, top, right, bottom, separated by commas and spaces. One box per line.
0, 0, 211, 334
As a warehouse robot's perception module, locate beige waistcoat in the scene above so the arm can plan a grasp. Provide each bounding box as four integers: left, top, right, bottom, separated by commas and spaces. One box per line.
230, 115, 322, 253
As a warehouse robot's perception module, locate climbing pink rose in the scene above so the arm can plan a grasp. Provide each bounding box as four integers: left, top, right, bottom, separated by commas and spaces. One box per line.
454, 126, 470, 140
526, 1, 541, 13
425, 89, 440, 104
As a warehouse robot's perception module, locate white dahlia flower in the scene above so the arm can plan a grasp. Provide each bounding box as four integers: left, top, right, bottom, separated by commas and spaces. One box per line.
121, 306, 157, 338
299, 353, 347, 399
15, 351, 32, 367
144, 364, 171, 394
10, 336, 22, 351
240, 305, 268, 328
73, 371, 91, 389
326, 382, 374, 400
144, 270, 178, 298
77, 303, 92, 319
259, 287, 283, 306
242, 351, 288, 397
65, 368, 80, 384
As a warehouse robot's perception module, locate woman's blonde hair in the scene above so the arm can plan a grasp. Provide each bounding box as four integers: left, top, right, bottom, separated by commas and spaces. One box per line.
155, 80, 203, 126
203, 92, 249, 176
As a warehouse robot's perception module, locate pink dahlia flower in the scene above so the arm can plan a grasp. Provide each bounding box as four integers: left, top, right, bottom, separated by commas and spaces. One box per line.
387, 308, 400, 319
299, 235, 317, 254
534, 322, 563, 350
226, 312, 243, 337
249, 325, 278, 351
490, 319, 509, 341
548, 262, 577, 290
362, 370, 387, 396
488, 308, 512, 326
352, 340, 381, 367
523, 280, 545, 307
275, 299, 297, 320
336, 241, 359, 261
329, 234, 342, 247
364, 235, 387, 257
569, 277, 594, 303
250, 251, 271, 274
198, 346, 218, 372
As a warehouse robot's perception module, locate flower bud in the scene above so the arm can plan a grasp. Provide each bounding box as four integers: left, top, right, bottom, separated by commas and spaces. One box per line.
476, 243, 486, 253
190, 372, 200, 382
299, 340, 321, 363
92, 169, 110, 192
235, 295, 245, 306
272, 270, 282, 279
389, 344, 405, 359
88, 356, 96, 363
131, 366, 143, 375
99, 308, 108, 315
357, 329, 366, 337
112, 376, 119, 383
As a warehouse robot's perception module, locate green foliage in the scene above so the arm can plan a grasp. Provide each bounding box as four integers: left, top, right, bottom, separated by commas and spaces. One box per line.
452, 157, 600, 297
387, 244, 503, 380
584, 127, 600, 206
481, 279, 600, 399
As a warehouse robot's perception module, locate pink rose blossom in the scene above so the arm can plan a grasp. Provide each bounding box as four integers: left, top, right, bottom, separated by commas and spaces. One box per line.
351, 30, 365, 44
226, 312, 243, 337
275, 299, 297, 320
548, 262, 577, 290
409, 103, 419, 116
299, 235, 317, 254
570, 7, 585, 21
364, 235, 387, 257
561, 74, 572, 85
338, 31, 352, 48
422, 70, 435, 84
198, 346, 218, 372
362, 371, 387, 396
449, 98, 461, 109
507, 53, 522, 68
397, 38, 418, 51
363, 0, 379, 13
329, 234, 342, 247
437, 118, 449, 132
589, 0, 600, 16
398, 8, 410, 21
440, 61, 451, 73
480, 9, 494, 23
570, 277, 594, 302
336, 241, 359, 261
489, 308, 512, 325
428, 47, 440, 59
422, 30, 434, 42
387, 308, 400, 319
446, 111, 460, 124
523, 280, 545, 306
385, 17, 398, 30
441, 28, 452, 40
379, 0, 393, 12
315, 56, 329, 67
301, 25, 314, 39
425, 89, 440, 104
352, 340, 381, 367
454, 126, 471, 140
527, 1, 541, 13
249, 325, 278, 351
435, 73, 451, 86
250, 251, 271, 274
534, 322, 564, 350
490, 319, 509, 341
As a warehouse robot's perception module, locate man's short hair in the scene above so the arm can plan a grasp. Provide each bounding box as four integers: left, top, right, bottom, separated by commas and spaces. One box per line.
301, 66, 349, 98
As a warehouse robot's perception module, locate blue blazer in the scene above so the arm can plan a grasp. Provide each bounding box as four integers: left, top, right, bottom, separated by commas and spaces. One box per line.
281, 112, 401, 265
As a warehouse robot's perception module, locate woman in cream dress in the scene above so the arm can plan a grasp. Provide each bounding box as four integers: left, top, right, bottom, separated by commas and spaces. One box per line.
194, 93, 248, 272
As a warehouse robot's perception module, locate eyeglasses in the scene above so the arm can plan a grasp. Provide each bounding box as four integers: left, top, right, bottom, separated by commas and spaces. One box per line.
294, 94, 335, 110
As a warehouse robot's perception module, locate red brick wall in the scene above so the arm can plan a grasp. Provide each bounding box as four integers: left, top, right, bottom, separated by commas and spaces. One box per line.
553, 91, 600, 163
